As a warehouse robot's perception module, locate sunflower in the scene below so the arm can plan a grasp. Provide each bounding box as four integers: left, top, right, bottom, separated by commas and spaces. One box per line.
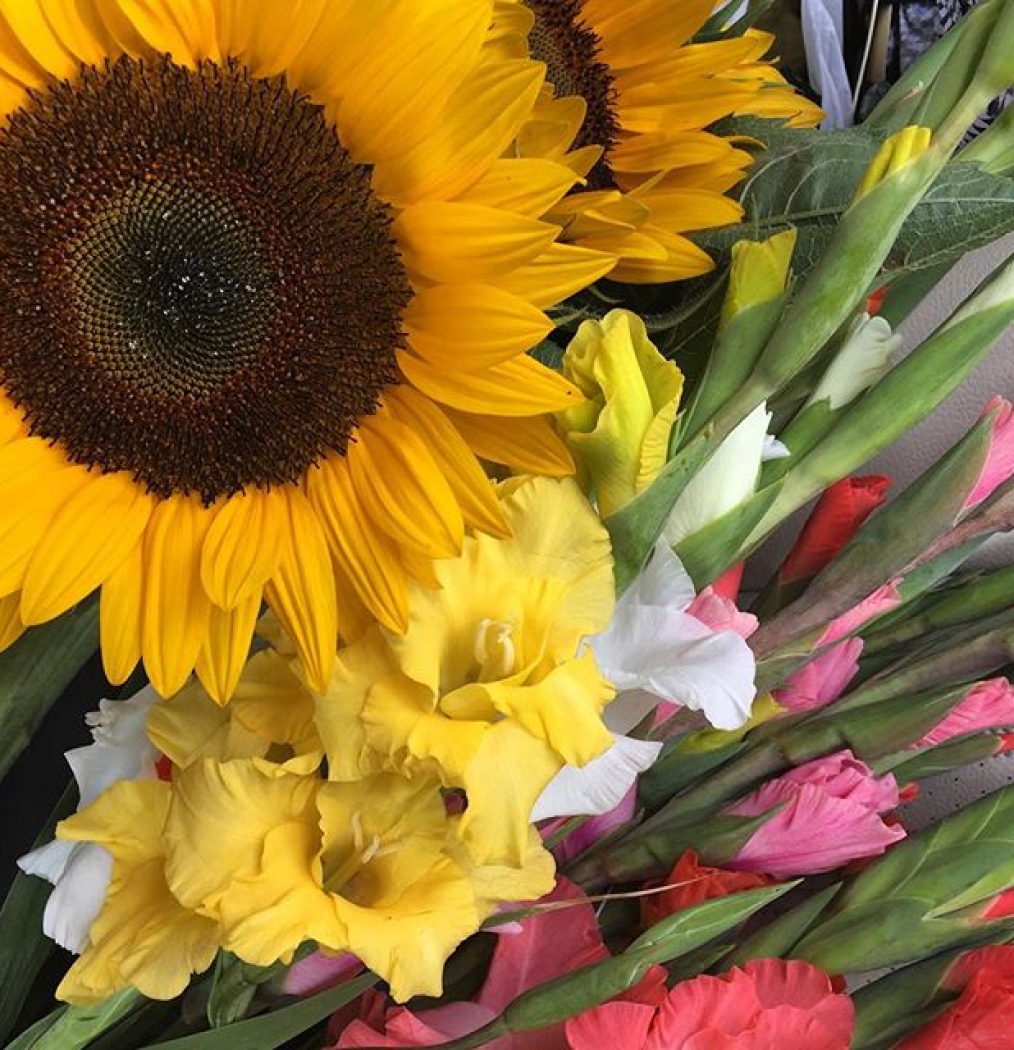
496, 0, 823, 283
0, 0, 617, 701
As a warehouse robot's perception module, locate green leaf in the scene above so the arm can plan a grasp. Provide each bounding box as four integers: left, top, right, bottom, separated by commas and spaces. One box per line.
11, 990, 144, 1050
0, 599, 99, 780
638, 740, 748, 811
139, 973, 376, 1050
725, 883, 842, 966
0, 781, 78, 1045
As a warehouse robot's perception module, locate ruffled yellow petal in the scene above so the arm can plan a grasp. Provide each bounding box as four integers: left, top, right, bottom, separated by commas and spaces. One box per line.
400, 353, 582, 417
263, 487, 336, 693
194, 591, 262, 705
56, 780, 219, 1005
386, 388, 509, 538
99, 541, 144, 685
305, 454, 410, 634
200, 488, 284, 610
141, 494, 214, 697
394, 202, 557, 284
405, 284, 553, 372
349, 413, 464, 560
444, 408, 575, 477
21, 472, 154, 625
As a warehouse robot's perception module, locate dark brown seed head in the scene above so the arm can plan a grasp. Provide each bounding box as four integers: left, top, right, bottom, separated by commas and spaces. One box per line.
525, 0, 620, 190
0, 55, 411, 501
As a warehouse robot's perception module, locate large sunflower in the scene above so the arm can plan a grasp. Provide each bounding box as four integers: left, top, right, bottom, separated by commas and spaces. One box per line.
0, 0, 616, 701
496, 0, 823, 283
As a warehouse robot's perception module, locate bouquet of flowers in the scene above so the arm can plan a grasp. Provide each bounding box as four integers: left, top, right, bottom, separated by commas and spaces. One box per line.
7, 1, 1014, 1048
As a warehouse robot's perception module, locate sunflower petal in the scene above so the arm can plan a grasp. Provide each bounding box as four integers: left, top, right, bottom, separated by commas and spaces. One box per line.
40, 0, 120, 64
405, 284, 552, 372
0, 591, 24, 651
394, 203, 557, 285
229, 0, 325, 77
496, 243, 617, 309
21, 473, 155, 625
386, 388, 508, 538
444, 408, 575, 477
100, 541, 144, 685
374, 58, 545, 206
0, 0, 77, 78
456, 157, 579, 216
201, 489, 284, 609
114, 0, 205, 63
399, 353, 582, 416
349, 413, 464, 559
195, 592, 261, 705
142, 495, 214, 697
334, 0, 491, 162
263, 488, 336, 693
305, 455, 409, 634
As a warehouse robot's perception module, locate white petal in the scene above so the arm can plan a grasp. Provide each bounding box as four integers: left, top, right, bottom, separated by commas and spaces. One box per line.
663, 403, 772, 546
18, 840, 76, 885
805, 313, 901, 410
531, 734, 662, 822
619, 540, 696, 611
41, 844, 112, 954
595, 604, 755, 731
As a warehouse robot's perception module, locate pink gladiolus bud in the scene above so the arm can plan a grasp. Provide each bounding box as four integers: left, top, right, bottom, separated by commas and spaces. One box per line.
916, 678, 1014, 748
711, 563, 745, 601
727, 750, 905, 877
898, 946, 1014, 1048
965, 397, 1014, 509
819, 580, 903, 645
565, 958, 854, 1050
774, 637, 863, 712
686, 586, 758, 639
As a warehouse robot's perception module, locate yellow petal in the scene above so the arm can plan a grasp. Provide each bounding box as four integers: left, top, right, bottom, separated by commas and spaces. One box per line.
100, 541, 144, 685
263, 487, 336, 693
305, 454, 410, 634
228, 0, 325, 77
399, 353, 582, 417
21, 472, 155, 625
455, 157, 579, 216
405, 284, 553, 372
201, 488, 284, 609
348, 413, 464, 560
0, 0, 77, 78
496, 243, 617, 309
373, 57, 545, 206
0, 591, 24, 650
386, 388, 507, 538
113, 0, 210, 63
36, 0, 120, 63
194, 591, 261, 705
142, 495, 214, 697
394, 203, 557, 285
333, 0, 490, 162
445, 408, 575, 476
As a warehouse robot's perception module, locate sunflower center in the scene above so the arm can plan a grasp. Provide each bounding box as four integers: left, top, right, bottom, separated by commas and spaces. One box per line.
0, 55, 410, 501
525, 0, 619, 189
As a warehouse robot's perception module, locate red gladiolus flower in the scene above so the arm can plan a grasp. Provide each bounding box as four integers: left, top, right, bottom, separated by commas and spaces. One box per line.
780, 475, 891, 585
898, 946, 1014, 1048
565, 958, 854, 1050
641, 850, 773, 928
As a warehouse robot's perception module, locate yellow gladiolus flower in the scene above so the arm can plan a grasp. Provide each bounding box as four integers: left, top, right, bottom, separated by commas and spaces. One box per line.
55, 780, 219, 1005
316, 475, 617, 867
558, 310, 684, 516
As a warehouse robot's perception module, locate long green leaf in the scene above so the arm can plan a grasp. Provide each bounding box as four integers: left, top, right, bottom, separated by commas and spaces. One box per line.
0, 600, 99, 780
0, 781, 78, 1045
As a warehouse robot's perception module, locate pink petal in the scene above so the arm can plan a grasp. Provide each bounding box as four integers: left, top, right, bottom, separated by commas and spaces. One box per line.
565, 1001, 658, 1050
283, 951, 362, 997
966, 398, 1014, 509
774, 639, 863, 712
552, 785, 637, 865
818, 581, 902, 646
686, 587, 758, 639
917, 678, 1014, 748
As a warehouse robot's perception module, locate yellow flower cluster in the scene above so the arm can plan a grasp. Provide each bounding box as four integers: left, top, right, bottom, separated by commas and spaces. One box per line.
55, 478, 616, 1004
